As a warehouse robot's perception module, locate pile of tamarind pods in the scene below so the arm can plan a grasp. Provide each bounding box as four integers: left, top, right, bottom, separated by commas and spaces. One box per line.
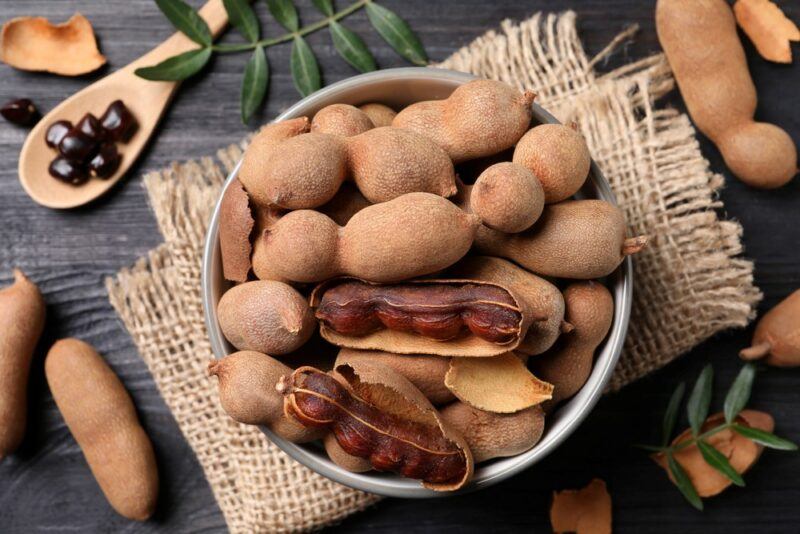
211, 78, 650, 490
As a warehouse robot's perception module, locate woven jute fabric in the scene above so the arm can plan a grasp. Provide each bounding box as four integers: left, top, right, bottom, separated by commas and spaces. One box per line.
106, 10, 761, 533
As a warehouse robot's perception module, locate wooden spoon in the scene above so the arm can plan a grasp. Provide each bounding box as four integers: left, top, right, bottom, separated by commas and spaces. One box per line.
19, 0, 229, 209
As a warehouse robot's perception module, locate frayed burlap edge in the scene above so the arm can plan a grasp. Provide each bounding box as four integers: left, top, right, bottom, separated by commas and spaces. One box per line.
107, 10, 760, 533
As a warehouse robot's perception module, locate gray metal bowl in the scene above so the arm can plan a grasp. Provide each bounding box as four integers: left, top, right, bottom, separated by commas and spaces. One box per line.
202, 67, 631, 498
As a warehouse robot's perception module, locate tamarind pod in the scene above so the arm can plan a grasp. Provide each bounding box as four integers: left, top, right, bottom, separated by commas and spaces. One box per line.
279, 363, 473, 490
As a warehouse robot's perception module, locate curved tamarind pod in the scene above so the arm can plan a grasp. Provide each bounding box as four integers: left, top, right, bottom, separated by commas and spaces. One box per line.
449, 256, 565, 356
740, 289, 800, 367
474, 200, 647, 279
252, 192, 479, 284
0, 269, 45, 460
531, 281, 614, 408
279, 361, 473, 490
311, 277, 543, 357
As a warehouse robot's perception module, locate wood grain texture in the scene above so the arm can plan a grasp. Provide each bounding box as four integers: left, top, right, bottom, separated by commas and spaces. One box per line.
1, 1, 798, 532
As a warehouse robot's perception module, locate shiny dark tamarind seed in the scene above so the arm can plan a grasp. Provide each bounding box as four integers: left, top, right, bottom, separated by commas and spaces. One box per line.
100, 100, 137, 142
76, 113, 107, 142
45, 120, 73, 149
58, 129, 98, 162
88, 143, 121, 179
49, 157, 89, 185
1, 98, 39, 126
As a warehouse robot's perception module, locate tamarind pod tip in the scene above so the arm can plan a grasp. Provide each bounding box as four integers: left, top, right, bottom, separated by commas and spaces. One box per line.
207, 360, 220, 377
522, 91, 537, 106
560, 321, 575, 334
622, 235, 648, 256
739, 342, 771, 361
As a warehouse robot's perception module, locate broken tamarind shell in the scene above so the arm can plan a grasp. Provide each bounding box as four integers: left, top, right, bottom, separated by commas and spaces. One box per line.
310, 277, 543, 357
218, 179, 255, 283
449, 256, 566, 356
652, 410, 774, 497
739, 289, 800, 367
550, 478, 612, 534
278, 361, 473, 490
734, 0, 800, 64
445, 353, 553, 413
335, 348, 454, 405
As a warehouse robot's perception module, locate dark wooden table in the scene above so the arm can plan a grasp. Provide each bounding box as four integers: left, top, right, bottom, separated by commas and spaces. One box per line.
1, 1, 798, 532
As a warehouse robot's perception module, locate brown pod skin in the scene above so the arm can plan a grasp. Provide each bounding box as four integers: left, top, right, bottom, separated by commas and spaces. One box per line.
474, 199, 647, 279
207, 351, 322, 443
449, 256, 565, 356
311, 104, 374, 137
440, 402, 545, 463
45, 339, 158, 521
324, 432, 373, 473
218, 179, 255, 282
346, 127, 458, 203
470, 162, 545, 233
279, 362, 473, 490
512, 123, 591, 203
358, 102, 396, 127
531, 281, 614, 407
0, 270, 45, 460
335, 348, 454, 405
656, 0, 797, 188
217, 281, 315, 356
252, 192, 480, 283
740, 289, 800, 367
394, 79, 535, 163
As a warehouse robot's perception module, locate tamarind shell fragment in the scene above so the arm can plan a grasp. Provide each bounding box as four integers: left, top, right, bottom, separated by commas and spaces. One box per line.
279, 362, 473, 490
310, 277, 542, 357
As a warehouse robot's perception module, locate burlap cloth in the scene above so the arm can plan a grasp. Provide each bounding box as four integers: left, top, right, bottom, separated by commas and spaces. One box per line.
106, 11, 762, 533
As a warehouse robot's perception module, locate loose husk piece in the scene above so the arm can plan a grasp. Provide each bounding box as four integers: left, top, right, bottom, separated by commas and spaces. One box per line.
550, 478, 612, 534
279, 361, 473, 490
0, 14, 106, 75
734, 0, 800, 63
218, 179, 255, 283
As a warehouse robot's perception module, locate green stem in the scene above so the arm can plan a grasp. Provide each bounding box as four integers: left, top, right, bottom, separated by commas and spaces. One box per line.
212, 0, 370, 53
671, 423, 731, 453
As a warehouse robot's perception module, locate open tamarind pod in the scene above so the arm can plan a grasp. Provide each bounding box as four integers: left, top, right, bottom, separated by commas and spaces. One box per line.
311, 103, 374, 137
324, 432, 373, 473
445, 353, 553, 413
252, 192, 479, 283
531, 281, 614, 408
474, 199, 648, 279
440, 401, 545, 463
311, 277, 544, 357
218, 179, 255, 283
278, 361, 473, 490
449, 256, 566, 356
393, 79, 535, 163
207, 351, 323, 443
335, 348, 454, 405
0, 269, 46, 460
740, 289, 800, 366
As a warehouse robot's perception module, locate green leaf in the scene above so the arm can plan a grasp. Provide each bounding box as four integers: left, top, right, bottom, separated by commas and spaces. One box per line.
134, 48, 212, 81
697, 440, 745, 487
223, 0, 260, 42
365, 2, 427, 65
732, 424, 799, 451
240, 46, 269, 123
290, 36, 321, 97
687, 365, 713, 436
154, 0, 212, 46
662, 382, 686, 446
330, 21, 376, 73
312, 0, 334, 16
666, 453, 703, 511
724, 364, 756, 424
267, 0, 299, 32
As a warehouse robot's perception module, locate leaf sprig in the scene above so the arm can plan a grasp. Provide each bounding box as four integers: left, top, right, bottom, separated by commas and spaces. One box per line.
638, 363, 797, 510
135, 0, 428, 123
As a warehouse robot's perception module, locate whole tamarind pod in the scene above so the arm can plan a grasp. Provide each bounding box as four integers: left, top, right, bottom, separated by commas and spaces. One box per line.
656, 0, 797, 188
393, 79, 535, 163
740, 289, 800, 367
45, 339, 158, 521
531, 281, 614, 407
207, 351, 323, 443
449, 256, 566, 356
311, 277, 543, 357
279, 361, 473, 490
311, 103, 374, 137
474, 200, 647, 279
346, 127, 458, 203
219, 179, 255, 283
335, 348, 455, 405
470, 162, 545, 233
440, 401, 545, 463
0, 269, 45, 460
252, 192, 480, 283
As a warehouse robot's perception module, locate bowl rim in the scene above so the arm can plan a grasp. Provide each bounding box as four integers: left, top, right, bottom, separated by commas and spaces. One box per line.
202, 67, 632, 498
